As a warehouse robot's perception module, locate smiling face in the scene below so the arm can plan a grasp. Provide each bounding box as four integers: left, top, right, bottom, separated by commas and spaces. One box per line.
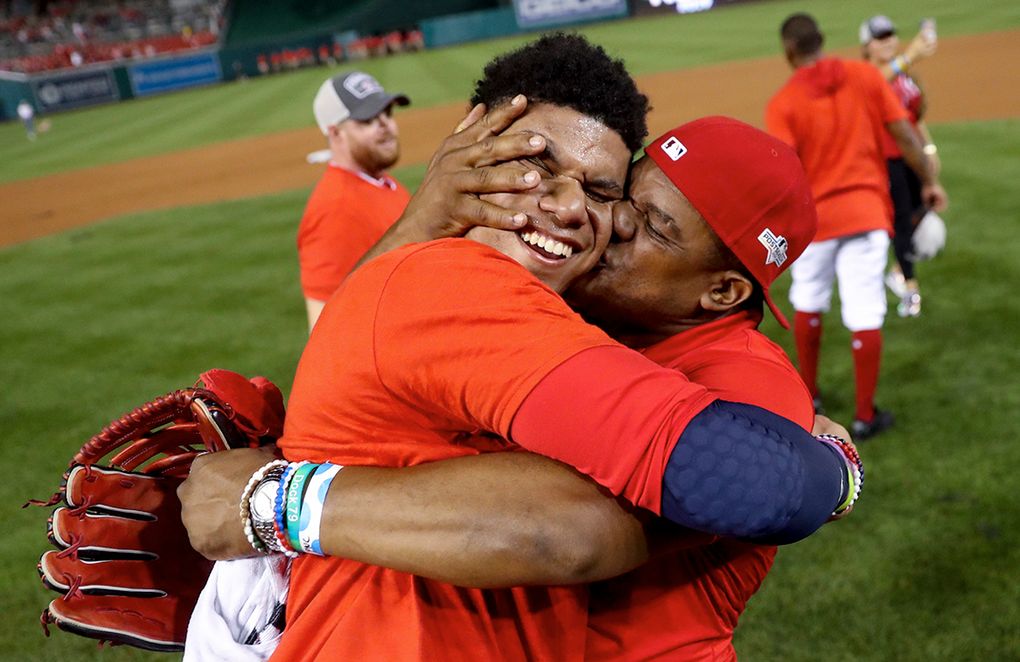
566, 156, 747, 345
466, 103, 630, 293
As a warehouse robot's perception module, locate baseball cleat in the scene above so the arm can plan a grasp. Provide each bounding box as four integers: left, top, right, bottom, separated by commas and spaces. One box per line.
851, 408, 895, 440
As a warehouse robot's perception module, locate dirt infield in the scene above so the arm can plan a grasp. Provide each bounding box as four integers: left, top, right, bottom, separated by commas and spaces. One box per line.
3, 30, 1018, 247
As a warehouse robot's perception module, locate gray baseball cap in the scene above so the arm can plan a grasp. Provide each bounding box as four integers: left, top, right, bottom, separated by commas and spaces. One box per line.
859, 15, 896, 44
313, 71, 410, 134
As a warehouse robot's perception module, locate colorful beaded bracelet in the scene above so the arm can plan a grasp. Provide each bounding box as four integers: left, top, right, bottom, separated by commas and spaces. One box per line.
816, 434, 863, 516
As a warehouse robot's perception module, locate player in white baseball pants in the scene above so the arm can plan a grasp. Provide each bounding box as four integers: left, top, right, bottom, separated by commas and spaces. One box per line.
790, 230, 890, 331
789, 229, 891, 438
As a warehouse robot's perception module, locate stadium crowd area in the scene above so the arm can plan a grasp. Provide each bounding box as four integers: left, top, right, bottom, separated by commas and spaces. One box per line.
0, 0, 226, 73
252, 29, 425, 77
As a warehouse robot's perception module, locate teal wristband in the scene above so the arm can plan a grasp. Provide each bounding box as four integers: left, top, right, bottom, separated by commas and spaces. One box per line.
285, 463, 318, 552
297, 463, 344, 555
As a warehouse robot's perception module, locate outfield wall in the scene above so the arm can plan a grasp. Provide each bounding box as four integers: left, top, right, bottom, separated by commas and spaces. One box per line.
0, 0, 761, 120
0, 48, 223, 120
226, 0, 501, 47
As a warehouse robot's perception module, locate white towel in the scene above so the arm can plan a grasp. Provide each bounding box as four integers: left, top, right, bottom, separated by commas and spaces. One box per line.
184, 556, 290, 661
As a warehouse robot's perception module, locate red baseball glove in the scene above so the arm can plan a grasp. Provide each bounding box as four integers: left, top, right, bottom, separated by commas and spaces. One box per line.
31, 369, 285, 652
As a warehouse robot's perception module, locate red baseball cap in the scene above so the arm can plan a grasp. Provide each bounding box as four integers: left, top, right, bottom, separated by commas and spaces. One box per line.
645, 116, 817, 328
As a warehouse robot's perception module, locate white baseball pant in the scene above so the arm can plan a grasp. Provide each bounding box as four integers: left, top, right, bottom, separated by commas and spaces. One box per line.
789, 229, 890, 331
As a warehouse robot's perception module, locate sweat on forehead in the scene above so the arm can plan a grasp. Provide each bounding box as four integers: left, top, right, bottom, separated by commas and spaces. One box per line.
470, 32, 649, 153
506, 104, 629, 196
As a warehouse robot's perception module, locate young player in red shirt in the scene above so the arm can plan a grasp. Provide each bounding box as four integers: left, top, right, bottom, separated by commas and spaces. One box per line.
274, 38, 660, 660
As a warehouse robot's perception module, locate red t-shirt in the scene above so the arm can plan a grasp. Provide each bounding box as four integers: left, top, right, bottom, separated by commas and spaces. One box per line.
766, 58, 908, 241
275, 239, 716, 661
882, 72, 925, 159
583, 311, 814, 661
296, 165, 410, 301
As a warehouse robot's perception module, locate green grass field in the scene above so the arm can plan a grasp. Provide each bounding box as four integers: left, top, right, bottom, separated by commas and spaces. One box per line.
2, 0, 1019, 659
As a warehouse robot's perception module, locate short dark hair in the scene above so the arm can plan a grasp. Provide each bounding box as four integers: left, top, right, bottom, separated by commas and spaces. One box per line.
471, 33, 649, 153
781, 13, 824, 57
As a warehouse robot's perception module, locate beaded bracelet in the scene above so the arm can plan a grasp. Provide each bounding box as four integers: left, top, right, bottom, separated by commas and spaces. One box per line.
269, 461, 304, 558
297, 463, 344, 555
816, 434, 864, 516
239, 459, 289, 554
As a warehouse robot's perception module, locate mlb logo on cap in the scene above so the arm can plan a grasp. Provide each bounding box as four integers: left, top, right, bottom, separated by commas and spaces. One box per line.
661, 136, 688, 161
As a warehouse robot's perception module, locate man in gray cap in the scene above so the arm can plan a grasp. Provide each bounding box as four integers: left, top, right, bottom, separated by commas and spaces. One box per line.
297, 71, 411, 329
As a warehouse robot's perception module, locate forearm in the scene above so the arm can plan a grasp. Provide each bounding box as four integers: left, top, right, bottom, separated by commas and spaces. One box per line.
182, 447, 651, 586
318, 453, 648, 587
882, 34, 935, 81
916, 121, 934, 147
889, 118, 934, 185
915, 121, 941, 176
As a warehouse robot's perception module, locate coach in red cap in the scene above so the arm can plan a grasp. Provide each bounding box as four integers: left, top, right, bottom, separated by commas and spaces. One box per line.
569, 115, 816, 343
556, 115, 825, 660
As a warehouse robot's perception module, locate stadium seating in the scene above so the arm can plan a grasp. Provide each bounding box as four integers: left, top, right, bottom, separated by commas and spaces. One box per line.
0, 0, 226, 73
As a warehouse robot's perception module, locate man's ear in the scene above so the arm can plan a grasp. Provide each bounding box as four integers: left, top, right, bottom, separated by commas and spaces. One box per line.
701, 271, 753, 313
327, 123, 345, 142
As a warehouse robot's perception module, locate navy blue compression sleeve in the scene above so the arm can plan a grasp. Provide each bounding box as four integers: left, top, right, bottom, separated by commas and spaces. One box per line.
661, 400, 847, 545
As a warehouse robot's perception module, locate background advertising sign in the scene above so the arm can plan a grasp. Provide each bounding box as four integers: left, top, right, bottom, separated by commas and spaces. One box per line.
513, 0, 628, 29
31, 69, 119, 112
630, 0, 758, 18
130, 52, 222, 97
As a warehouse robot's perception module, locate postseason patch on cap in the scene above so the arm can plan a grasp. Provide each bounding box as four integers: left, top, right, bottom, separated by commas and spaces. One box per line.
758, 228, 789, 267
660, 136, 688, 161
